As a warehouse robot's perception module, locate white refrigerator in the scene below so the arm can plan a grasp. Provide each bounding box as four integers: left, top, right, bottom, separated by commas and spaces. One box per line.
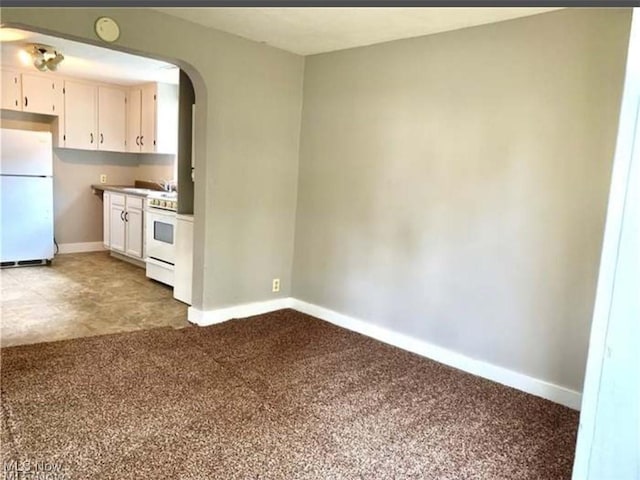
1, 128, 54, 265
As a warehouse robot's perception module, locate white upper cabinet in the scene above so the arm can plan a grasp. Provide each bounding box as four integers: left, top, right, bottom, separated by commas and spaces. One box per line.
21, 73, 62, 115
128, 82, 178, 155
2, 69, 177, 155
127, 88, 142, 153
63, 80, 97, 150
140, 83, 156, 153
1, 68, 21, 111
64, 81, 127, 152
97, 86, 126, 152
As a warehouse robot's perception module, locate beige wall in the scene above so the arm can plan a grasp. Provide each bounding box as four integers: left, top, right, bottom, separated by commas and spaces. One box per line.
1, 8, 305, 310
1, 117, 176, 244
292, 8, 631, 391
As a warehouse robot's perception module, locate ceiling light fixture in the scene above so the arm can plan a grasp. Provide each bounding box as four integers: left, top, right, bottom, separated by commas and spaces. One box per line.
24, 43, 64, 72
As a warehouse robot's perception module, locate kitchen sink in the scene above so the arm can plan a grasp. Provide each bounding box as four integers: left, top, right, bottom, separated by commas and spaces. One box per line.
121, 187, 157, 194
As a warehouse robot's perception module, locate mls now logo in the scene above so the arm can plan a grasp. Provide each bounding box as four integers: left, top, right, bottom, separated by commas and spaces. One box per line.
3, 459, 70, 480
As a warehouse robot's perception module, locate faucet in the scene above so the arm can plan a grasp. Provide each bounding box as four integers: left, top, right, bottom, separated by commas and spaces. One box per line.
160, 179, 177, 192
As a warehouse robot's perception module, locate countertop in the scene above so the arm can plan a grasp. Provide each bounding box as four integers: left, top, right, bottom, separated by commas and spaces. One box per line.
176, 213, 194, 222
91, 184, 162, 198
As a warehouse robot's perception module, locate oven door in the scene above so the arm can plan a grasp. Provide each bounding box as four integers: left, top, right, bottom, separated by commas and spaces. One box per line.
145, 209, 176, 265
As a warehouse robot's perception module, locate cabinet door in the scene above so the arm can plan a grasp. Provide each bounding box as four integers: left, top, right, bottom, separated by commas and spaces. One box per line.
174, 217, 194, 304
64, 80, 97, 150
21, 74, 59, 115
125, 207, 144, 258
103, 191, 111, 248
140, 84, 156, 153
155, 83, 179, 154
127, 88, 142, 153
51, 78, 63, 116
109, 204, 126, 252
98, 86, 126, 152
1, 69, 21, 111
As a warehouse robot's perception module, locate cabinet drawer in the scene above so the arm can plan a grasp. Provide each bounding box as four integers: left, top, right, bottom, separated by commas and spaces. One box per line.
110, 193, 125, 206
126, 195, 143, 210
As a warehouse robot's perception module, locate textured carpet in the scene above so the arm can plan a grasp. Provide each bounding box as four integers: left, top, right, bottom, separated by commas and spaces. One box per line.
1, 309, 578, 479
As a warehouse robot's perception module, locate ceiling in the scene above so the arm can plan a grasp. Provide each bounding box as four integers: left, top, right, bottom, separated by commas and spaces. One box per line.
0, 28, 179, 85
154, 7, 562, 56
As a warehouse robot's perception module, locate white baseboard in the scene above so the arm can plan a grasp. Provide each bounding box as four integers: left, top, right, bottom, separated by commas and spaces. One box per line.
188, 296, 581, 410
57, 242, 106, 254
187, 297, 294, 326
289, 299, 582, 410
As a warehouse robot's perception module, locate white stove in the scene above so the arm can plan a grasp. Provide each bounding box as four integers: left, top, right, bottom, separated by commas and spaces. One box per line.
145, 192, 178, 286
147, 191, 177, 212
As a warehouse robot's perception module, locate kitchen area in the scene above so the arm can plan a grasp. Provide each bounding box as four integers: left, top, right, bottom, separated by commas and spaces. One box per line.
0, 27, 196, 347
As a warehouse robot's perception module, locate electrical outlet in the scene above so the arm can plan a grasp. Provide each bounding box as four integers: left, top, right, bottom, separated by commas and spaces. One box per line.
100, 174, 107, 184
272, 278, 280, 293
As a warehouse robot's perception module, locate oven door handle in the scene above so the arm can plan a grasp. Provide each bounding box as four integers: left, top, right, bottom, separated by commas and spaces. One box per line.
146, 209, 177, 220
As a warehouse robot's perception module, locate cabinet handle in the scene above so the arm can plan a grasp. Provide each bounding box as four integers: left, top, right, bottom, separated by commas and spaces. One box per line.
100, 133, 104, 144
24, 96, 28, 107
140, 136, 144, 146
124, 211, 129, 222
135, 136, 140, 146
120, 211, 125, 222
90, 133, 94, 144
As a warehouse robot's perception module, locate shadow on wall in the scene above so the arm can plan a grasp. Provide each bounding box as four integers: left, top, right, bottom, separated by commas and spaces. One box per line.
138, 153, 175, 166
55, 148, 139, 166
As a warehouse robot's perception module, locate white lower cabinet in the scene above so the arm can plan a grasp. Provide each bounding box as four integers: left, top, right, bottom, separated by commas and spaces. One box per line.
125, 206, 143, 258
107, 193, 144, 259
103, 191, 111, 248
174, 215, 194, 304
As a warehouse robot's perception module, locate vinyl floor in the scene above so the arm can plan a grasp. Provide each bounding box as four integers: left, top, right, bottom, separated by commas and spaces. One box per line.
0, 252, 188, 347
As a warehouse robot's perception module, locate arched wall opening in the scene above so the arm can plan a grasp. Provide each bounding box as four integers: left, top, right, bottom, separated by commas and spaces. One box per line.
1, 18, 210, 310
2, 7, 306, 317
